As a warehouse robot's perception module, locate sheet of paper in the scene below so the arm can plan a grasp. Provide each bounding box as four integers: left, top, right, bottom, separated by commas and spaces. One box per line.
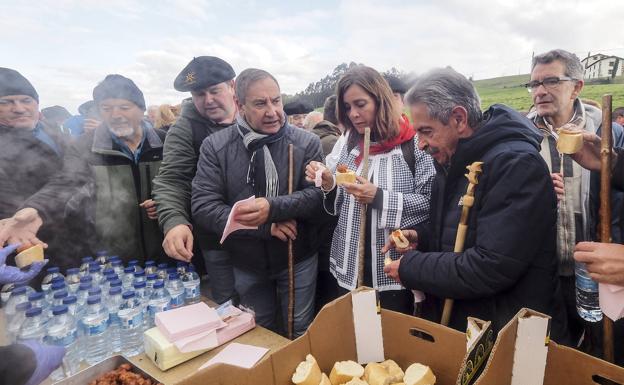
315, 168, 323, 187
600, 283, 624, 321
198, 342, 269, 371
220, 196, 258, 244
174, 329, 219, 353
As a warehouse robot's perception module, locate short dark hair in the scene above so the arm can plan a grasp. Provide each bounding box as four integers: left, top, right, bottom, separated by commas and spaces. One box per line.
614, 107, 624, 120
532, 49, 584, 80
235, 68, 279, 104
323, 95, 338, 125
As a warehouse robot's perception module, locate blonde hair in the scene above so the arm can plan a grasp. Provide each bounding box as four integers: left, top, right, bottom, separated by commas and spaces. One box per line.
155, 104, 176, 129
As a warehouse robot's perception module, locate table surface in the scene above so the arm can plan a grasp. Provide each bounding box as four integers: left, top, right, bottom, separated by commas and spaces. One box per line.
1, 299, 290, 385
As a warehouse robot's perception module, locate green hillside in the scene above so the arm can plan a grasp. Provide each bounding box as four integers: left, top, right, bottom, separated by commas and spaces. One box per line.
473, 74, 624, 112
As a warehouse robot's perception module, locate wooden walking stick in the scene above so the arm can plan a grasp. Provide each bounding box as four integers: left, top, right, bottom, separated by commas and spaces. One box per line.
357, 127, 371, 287
441, 161, 484, 326
287, 143, 295, 340
600, 94, 614, 362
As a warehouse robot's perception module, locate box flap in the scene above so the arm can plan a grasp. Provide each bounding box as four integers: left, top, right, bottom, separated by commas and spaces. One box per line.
457, 317, 494, 385
351, 289, 384, 363
510, 314, 549, 385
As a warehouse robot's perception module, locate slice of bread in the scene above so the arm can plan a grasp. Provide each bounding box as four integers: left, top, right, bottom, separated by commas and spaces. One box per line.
380, 360, 404, 383
344, 378, 369, 385
292, 354, 322, 385
403, 363, 436, 385
15, 244, 44, 268
364, 362, 392, 385
391, 229, 410, 249
330, 360, 365, 385
335, 170, 357, 186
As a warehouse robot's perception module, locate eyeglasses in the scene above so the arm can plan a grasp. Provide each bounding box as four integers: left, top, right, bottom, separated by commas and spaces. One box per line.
525, 76, 577, 93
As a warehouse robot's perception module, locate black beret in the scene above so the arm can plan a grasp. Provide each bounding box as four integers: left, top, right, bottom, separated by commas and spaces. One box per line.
78, 100, 95, 115
93, 74, 146, 110
284, 100, 313, 115
0, 67, 39, 102
174, 56, 235, 92
383, 75, 407, 94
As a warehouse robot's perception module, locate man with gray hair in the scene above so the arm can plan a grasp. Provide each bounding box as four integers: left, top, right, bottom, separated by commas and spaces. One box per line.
382, 67, 569, 343
191, 68, 324, 337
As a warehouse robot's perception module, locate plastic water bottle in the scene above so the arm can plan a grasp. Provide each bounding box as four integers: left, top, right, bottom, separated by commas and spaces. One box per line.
65, 268, 81, 294
88, 286, 102, 299
166, 273, 185, 309
28, 291, 47, 313
5, 286, 29, 324
79, 256, 94, 276
46, 279, 66, 303
80, 295, 110, 365
145, 273, 157, 297
88, 264, 104, 286
7, 302, 31, 343
45, 305, 80, 380
102, 274, 119, 297
102, 267, 115, 279
95, 250, 109, 267
127, 260, 143, 274
107, 286, 123, 353
76, 282, 92, 307
0, 281, 33, 306
147, 280, 170, 328
144, 260, 158, 275
182, 264, 201, 305
176, 261, 187, 276
17, 307, 46, 342
576, 261, 603, 322
41, 267, 65, 293
133, 271, 146, 286
111, 259, 123, 276
122, 266, 135, 289
118, 291, 144, 356
157, 263, 169, 280
133, 281, 148, 330
51, 290, 69, 309
63, 295, 78, 317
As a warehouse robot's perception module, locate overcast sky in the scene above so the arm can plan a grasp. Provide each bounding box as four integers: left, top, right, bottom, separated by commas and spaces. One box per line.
3, 0, 623, 113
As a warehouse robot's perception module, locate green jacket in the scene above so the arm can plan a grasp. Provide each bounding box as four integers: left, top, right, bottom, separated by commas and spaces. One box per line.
37, 123, 166, 266
152, 99, 232, 249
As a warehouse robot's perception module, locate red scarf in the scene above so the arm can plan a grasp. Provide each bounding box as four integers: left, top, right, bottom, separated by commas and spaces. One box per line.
355, 114, 415, 165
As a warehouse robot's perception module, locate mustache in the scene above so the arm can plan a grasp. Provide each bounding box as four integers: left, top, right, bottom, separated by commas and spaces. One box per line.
423, 145, 440, 156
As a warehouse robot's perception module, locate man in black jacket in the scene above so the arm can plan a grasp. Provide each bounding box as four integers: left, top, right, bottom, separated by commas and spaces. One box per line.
383, 67, 569, 343
192, 68, 323, 337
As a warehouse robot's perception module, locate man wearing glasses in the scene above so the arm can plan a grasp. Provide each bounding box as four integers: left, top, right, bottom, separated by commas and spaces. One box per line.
526, 49, 603, 348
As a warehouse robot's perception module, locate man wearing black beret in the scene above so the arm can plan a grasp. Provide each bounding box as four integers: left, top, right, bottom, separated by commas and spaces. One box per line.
6, 74, 168, 266
0, 68, 80, 265
284, 100, 313, 129
153, 56, 238, 304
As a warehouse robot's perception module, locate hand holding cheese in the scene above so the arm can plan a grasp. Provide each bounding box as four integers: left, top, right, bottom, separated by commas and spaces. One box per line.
556, 127, 584, 154
0, 243, 47, 285
335, 164, 357, 186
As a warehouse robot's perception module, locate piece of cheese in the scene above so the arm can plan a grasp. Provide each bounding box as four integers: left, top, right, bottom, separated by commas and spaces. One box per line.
336, 170, 357, 186
292, 354, 322, 385
556, 129, 583, 154
15, 245, 44, 268
330, 360, 364, 385
403, 363, 436, 385
380, 360, 404, 383
143, 326, 210, 371
364, 362, 392, 385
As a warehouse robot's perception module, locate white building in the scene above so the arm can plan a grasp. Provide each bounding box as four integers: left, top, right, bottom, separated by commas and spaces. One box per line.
581, 53, 624, 80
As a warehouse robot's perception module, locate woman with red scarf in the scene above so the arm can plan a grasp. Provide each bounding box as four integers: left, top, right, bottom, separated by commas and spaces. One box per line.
306, 66, 435, 314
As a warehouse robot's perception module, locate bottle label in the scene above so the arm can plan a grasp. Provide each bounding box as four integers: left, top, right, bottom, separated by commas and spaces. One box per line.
109, 313, 120, 325
148, 302, 169, 316
120, 311, 143, 329
170, 294, 184, 307
82, 321, 107, 336
183, 282, 199, 298
45, 330, 78, 346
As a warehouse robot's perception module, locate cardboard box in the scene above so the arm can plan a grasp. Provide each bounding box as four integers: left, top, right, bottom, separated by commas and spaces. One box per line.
476, 308, 624, 385
180, 288, 485, 385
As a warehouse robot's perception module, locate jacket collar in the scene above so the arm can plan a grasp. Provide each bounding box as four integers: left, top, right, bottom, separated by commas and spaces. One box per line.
92, 121, 162, 158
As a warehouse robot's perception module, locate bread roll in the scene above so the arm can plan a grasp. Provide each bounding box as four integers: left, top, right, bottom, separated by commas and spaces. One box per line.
391, 230, 410, 249
403, 363, 436, 385
336, 164, 356, 186
15, 244, 44, 268
330, 360, 364, 385
380, 360, 404, 383
292, 354, 322, 385
344, 378, 369, 385
556, 128, 583, 154
364, 362, 392, 385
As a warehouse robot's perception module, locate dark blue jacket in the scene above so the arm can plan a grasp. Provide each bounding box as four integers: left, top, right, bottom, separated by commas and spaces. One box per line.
399, 104, 569, 343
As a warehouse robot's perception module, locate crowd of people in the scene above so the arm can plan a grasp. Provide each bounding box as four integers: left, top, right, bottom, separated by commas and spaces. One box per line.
2, 47, 624, 384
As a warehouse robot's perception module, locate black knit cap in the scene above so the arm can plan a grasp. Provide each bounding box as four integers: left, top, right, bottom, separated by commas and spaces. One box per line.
174, 56, 235, 92
93, 74, 146, 110
383, 74, 407, 94
284, 100, 313, 115
0, 67, 39, 102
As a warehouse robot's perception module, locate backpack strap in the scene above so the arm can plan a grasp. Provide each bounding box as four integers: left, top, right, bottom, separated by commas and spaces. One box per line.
401, 139, 416, 176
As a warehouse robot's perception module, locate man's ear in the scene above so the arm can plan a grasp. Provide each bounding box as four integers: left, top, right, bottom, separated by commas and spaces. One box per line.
451, 106, 469, 134
571, 79, 584, 100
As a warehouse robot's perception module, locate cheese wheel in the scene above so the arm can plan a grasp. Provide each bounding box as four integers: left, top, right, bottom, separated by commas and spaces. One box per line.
403, 363, 436, 385
15, 245, 44, 268
330, 361, 364, 385
292, 354, 322, 385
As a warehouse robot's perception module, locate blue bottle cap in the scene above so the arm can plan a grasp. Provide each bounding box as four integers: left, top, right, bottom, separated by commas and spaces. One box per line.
80, 276, 93, 283
133, 271, 145, 278
25, 307, 42, 317
28, 291, 44, 301
51, 281, 66, 291
52, 305, 68, 316
109, 287, 122, 296
124, 267, 134, 274
153, 281, 165, 289
88, 287, 102, 296
78, 282, 92, 291
63, 295, 77, 305
146, 273, 157, 281
87, 295, 101, 305
106, 274, 119, 281
111, 260, 122, 266
102, 268, 114, 276
122, 291, 136, 299
53, 290, 68, 299
51, 276, 64, 284
128, 260, 138, 267
66, 268, 80, 275
16, 302, 32, 312
145, 260, 156, 267
88, 265, 100, 273
81, 256, 94, 263
168, 273, 179, 280
157, 263, 168, 269
110, 279, 122, 288
12, 287, 27, 295
96, 250, 108, 257
133, 281, 146, 289
46, 266, 60, 274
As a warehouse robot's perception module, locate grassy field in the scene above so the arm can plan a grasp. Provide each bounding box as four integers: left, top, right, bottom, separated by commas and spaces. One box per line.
473, 74, 624, 112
